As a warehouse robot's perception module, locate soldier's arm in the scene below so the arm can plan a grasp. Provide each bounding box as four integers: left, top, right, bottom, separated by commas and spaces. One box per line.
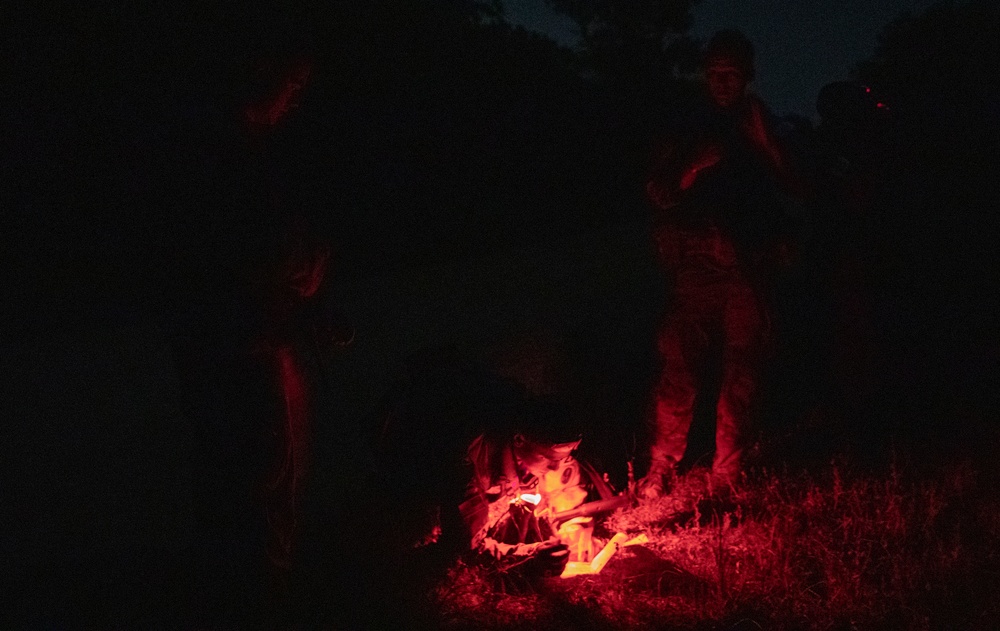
647, 133, 726, 210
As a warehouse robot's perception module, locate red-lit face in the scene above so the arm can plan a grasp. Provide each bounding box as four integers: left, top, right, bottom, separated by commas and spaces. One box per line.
706, 61, 749, 109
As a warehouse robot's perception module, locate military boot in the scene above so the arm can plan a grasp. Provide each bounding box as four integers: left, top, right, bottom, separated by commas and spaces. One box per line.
637, 458, 678, 499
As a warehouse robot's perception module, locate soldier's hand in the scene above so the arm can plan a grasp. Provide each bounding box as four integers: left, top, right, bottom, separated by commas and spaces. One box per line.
690, 143, 724, 172
680, 144, 723, 191
287, 243, 330, 299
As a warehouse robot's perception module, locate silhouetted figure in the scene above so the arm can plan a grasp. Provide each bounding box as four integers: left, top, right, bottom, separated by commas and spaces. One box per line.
168, 51, 344, 624
641, 30, 802, 497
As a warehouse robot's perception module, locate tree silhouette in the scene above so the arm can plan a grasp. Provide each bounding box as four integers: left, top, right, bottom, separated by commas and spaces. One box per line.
545, 0, 701, 84
852, 0, 998, 437
856, 0, 1000, 164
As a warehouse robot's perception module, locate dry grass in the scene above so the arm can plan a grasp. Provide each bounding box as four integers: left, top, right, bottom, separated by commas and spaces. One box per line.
429, 458, 1000, 630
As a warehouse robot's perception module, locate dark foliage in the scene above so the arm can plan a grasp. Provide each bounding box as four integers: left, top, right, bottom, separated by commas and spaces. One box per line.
545, 0, 703, 82
849, 0, 999, 455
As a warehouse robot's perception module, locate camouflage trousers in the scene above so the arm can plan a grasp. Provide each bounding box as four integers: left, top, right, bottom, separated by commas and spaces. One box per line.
650, 269, 767, 483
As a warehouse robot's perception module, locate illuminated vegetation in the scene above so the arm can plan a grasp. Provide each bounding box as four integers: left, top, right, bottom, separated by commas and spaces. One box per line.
430, 458, 1000, 630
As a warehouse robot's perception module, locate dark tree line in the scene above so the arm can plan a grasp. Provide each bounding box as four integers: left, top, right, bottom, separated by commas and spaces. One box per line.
818, 0, 1000, 459
546, 0, 701, 82
857, 3, 998, 393
7, 0, 706, 295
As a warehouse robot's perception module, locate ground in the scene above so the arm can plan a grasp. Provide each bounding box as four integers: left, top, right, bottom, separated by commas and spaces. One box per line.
426, 459, 1000, 630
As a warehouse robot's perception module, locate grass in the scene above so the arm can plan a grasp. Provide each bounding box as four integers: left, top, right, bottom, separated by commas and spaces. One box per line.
427, 457, 1000, 630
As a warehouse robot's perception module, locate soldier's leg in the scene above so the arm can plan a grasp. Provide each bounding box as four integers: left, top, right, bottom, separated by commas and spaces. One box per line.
263, 344, 311, 590
714, 283, 764, 487
643, 308, 708, 497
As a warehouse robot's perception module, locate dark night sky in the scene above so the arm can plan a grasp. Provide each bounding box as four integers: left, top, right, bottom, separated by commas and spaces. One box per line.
505, 0, 947, 117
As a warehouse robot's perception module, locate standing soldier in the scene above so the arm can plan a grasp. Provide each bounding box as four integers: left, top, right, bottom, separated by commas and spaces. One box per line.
641, 30, 802, 498
170, 49, 346, 623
